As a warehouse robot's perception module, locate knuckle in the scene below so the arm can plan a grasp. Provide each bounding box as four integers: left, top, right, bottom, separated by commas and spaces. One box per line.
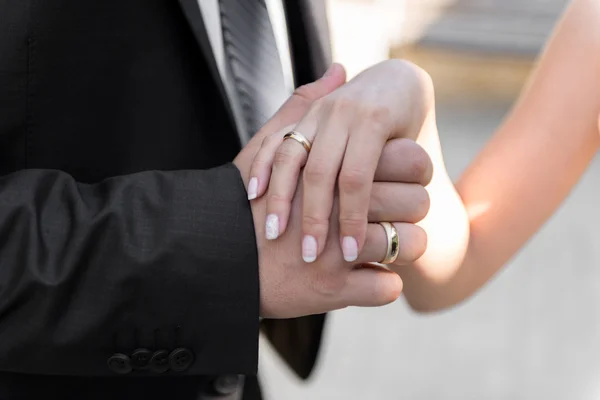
329, 94, 394, 135
273, 145, 305, 167
302, 213, 329, 235
338, 167, 370, 194
362, 104, 392, 130
339, 211, 367, 231
312, 271, 346, 296
299, 98, 325, 121
398, 141, 431, 183
385, 58, 414, 72
382, 137, 412, 159
263, 133, 281, 147
251, 155, 271, 170
303, 161, 328, 185
388, 59, 433, 90
330, 95, 357, 114
292, 83, 315, 102
267, 191, 292, 207
384, 59, 421, 86
310, 97, 327, 111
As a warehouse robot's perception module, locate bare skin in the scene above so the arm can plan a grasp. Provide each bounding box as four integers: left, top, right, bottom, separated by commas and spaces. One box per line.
402, 0, 600, 311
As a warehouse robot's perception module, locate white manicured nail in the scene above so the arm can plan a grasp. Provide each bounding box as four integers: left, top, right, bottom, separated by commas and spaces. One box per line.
247, 177, 258, 200
342, 236, 358, 262
265, 214, 279, 240
302, 235, 318, 263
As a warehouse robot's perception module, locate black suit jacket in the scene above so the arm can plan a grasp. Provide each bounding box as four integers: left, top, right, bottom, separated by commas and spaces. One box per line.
0, 0, 330, 399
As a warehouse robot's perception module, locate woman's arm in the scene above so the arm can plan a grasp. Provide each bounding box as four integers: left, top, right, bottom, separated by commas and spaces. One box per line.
402, 0, 600, 311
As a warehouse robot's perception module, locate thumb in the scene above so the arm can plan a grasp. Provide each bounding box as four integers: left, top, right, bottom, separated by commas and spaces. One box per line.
291, 62, 347, 102
256, 63, 346, 139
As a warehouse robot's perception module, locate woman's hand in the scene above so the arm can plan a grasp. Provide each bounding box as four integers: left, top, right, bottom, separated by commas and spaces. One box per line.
248, 60, 435, 263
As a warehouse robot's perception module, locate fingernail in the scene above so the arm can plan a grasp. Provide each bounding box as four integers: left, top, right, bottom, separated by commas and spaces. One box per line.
342, 236, 358, 262
323, 64, 335, 78
247, 177, 258, 200
265, 214, 279, 240
302, 235, 318, 263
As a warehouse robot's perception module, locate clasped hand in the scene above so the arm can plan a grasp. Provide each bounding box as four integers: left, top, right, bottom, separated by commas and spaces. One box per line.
234, 60, 437, 318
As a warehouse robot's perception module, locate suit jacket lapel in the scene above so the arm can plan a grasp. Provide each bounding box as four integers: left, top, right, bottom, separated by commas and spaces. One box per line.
177, 0, 333, 147
177, 0, 240, 145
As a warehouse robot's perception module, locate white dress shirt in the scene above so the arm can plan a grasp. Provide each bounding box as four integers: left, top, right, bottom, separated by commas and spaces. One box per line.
196, 0, 295, 139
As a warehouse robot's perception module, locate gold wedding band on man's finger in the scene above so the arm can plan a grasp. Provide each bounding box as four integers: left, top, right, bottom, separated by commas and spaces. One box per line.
357, 222, 426, 266
378, 222, 400, 264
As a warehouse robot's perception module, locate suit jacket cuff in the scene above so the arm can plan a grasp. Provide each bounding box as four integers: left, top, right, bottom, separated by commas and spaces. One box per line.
170, 163, 260, 376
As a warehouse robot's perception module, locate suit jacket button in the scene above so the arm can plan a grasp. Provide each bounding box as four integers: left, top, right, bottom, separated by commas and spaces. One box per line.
168, 348, 194, 372
212, 375, 241, 395
131, 348, 153, 370
107, 353, 132, 374
149, 350, 170, 374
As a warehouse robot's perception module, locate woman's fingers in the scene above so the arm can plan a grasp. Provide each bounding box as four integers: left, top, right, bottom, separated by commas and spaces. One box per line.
263, 102, 327, 241
253, 60, 435, 264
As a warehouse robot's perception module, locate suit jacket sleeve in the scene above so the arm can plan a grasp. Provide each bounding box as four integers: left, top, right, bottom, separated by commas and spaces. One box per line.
0, 164, 259, 376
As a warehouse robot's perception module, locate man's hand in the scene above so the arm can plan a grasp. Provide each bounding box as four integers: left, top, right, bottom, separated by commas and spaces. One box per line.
252, 138, 432, 318
234, 64, 433, 318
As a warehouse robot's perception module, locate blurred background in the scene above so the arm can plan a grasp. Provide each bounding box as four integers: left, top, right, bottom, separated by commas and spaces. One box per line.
260, 1, 600, 398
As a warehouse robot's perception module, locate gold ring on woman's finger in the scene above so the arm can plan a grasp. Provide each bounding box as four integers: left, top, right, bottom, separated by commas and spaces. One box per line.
283, 131, 312, 153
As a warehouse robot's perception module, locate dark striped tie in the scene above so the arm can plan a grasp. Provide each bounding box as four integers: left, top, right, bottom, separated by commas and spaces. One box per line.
219, 0, 289, 140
